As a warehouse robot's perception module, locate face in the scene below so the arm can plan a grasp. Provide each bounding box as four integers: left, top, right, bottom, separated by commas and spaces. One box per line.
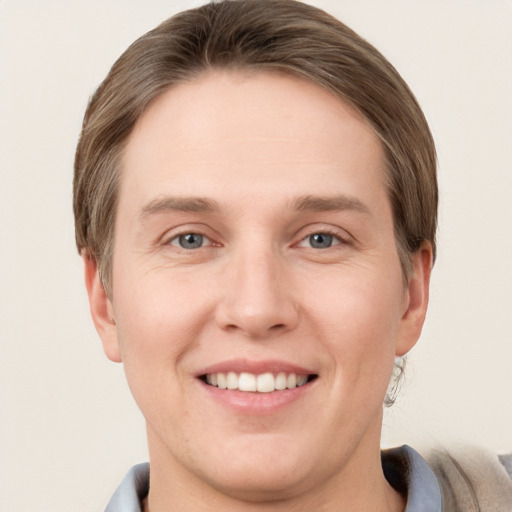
86, 70, 430, 502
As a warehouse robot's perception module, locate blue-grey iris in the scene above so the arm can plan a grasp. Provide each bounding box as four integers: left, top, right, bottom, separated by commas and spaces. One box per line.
309, 233, 333, 249
179, 233, 203, 249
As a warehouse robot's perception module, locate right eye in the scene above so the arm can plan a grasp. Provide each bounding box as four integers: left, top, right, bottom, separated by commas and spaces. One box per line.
168, 233, 209, 249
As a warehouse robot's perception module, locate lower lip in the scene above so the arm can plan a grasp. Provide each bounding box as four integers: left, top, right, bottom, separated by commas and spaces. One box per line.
198, 380, 314, 415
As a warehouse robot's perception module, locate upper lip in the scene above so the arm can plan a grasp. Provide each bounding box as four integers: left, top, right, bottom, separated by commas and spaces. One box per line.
195, 359, 316, 377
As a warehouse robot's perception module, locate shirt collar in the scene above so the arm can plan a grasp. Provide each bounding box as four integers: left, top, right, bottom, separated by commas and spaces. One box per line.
105, 462, 149, 512
383, 445, 443, 512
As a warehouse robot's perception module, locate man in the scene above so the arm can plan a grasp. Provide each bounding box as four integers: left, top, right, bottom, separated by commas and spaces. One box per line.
73, 1, 511, 510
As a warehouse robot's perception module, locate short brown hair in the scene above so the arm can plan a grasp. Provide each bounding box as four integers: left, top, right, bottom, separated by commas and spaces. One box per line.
74, 0, 437, 295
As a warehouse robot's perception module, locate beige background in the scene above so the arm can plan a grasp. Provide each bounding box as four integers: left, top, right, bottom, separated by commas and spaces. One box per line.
1, 1, 511, 510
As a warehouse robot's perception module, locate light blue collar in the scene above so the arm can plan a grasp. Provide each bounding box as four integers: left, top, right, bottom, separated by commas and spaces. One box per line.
383, 445, 442, 512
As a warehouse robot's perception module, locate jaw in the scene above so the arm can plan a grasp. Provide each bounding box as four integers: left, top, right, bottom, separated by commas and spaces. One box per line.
144, 408, 392, 511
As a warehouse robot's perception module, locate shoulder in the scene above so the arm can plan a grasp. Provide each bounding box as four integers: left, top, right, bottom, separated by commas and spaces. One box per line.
425, 446, 512, 511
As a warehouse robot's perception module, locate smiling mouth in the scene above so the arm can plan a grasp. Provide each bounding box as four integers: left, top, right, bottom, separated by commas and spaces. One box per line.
200, 372, 317, 393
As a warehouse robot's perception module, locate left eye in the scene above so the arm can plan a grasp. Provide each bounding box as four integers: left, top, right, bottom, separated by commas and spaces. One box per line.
299, 232, 341, 249
169, 233, 208, 249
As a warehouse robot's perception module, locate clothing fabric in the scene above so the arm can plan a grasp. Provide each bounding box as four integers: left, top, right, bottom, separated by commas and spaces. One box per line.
383, 446, 442, 511
106, 462, 149, 512
104, 445, 512, 512
426, 446, 512, 512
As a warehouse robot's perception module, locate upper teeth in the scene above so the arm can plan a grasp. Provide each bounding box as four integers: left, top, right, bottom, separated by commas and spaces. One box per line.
205, 372, 308, 393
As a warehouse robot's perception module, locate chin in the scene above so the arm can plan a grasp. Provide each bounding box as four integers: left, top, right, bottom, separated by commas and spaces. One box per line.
192, 439, 322, 502
208, 465, 312, 503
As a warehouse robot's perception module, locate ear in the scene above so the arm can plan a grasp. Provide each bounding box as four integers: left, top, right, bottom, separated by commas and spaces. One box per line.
82, 252, 122, 363
396, 243, 433, 357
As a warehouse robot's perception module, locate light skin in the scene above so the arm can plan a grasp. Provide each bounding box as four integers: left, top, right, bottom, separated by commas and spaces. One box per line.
84, 70, 431, 511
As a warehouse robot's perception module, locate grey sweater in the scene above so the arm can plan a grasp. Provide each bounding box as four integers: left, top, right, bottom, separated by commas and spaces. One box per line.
426, 446, 512, 511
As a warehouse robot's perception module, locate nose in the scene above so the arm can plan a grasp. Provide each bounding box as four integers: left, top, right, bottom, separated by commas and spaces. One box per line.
215, 247, 299, 339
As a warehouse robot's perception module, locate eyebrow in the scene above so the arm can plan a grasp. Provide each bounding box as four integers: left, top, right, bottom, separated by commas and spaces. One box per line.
290, 194, 370, 215
139, 196, 219, 220
139, 193, 370, 221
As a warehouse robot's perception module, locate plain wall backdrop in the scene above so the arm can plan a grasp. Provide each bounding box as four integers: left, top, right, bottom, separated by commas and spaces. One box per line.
1, 1, 511, 510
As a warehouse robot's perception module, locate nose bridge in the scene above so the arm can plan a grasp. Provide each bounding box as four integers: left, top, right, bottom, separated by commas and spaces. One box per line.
217, 239, 298, 337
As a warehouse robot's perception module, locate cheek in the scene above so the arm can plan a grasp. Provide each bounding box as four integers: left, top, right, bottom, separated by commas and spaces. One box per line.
309, 267, 404, 383
111, 270, 213, 398
114, 266, 211, 338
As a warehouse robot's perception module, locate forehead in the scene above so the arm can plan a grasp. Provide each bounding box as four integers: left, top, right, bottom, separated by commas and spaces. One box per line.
120, 69, 387, 209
